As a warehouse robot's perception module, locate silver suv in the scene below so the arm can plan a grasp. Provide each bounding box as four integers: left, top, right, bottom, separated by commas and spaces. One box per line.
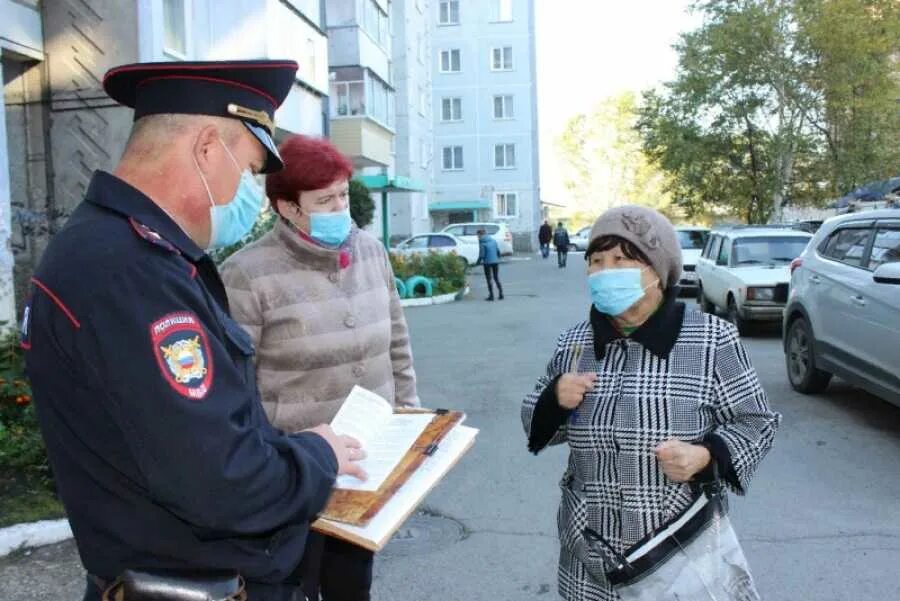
783, 209, 900, 407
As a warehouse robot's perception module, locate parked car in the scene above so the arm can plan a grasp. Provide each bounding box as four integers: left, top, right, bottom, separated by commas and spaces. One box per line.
567, 226, 592, 252
783, 209, 900, 407
441, 222, 514, 256
676, 227, 710, 293
392, 232, 479, 267
696, 227, 813, 333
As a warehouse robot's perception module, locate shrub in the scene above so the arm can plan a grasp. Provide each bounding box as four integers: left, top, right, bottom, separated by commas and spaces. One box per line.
390, 252, 467, 296
0, 329, 49, 480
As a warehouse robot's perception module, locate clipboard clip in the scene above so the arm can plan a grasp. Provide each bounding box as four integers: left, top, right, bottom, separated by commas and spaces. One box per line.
422, 443, 439, 456
435, 408, 449, 415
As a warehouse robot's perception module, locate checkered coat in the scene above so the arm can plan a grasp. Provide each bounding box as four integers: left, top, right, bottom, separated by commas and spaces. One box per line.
522, 304, 780, 601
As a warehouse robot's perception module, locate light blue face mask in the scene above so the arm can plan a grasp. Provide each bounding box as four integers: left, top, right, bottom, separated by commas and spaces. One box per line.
588, 267, 655, 316
196, 141, 265, 250
309, 209, 352, 247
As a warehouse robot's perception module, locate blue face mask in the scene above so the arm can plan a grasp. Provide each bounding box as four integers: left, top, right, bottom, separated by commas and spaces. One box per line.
196, 140, 265, 250
588, 268, 654, 316
309, 209, 352, 246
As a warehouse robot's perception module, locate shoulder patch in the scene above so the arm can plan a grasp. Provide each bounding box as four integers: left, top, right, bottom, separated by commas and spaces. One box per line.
150, 312, 213, 400
130, 217, 179, 254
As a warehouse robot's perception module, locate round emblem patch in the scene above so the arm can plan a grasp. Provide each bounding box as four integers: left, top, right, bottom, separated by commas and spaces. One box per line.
150, 312, 214, 400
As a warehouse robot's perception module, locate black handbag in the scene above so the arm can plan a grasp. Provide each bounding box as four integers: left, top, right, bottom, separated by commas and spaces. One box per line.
100, 570, 247, 601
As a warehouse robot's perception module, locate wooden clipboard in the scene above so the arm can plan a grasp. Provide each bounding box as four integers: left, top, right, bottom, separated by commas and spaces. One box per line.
316, 408, 465, 527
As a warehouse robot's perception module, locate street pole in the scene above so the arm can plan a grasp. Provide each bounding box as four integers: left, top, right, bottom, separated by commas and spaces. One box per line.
381, 190, 390, 249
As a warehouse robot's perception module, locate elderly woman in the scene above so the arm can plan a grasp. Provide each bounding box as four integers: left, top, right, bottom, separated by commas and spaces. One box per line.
522, 205, 780, 601
221, 134, 419, 601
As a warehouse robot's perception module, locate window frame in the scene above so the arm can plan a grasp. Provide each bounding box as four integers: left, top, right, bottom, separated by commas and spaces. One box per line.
867, 225, 900, 270
162, 0, 190, 60
493, 94, 514, 120
493, 143, 517, 170
442, 145, 464, 171
440, 49, 462, 73
497, 0, 514, 22
494, 192, 519, 218
491, 46, 514, 71
818, 224, 875, 270
441, 97, 463, 122
438, 0, 460, 25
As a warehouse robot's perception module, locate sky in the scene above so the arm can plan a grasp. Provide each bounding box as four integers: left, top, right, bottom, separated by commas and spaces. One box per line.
535, 0, 701, 207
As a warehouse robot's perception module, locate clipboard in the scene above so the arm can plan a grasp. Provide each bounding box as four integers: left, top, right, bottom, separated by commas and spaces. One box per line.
316, 408, 465, 526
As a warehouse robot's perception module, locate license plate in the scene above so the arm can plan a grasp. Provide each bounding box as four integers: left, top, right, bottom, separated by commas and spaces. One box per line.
683, 272, 698, 282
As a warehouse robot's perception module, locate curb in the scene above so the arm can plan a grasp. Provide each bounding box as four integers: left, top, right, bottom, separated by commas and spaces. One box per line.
0, 518, 72, 557
400, 286, 469, 308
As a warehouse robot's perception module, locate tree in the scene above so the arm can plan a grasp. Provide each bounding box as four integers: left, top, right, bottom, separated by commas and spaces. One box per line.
349, 180, 375, 229
556, 92, 674, 219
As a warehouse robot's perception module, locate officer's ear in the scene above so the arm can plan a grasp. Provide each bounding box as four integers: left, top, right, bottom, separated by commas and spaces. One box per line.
192, 124, 223, 172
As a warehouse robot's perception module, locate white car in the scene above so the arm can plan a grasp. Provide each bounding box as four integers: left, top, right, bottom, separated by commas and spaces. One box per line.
392, 232, 479, 267
696, 227, 813, 333
676, 227, 710, 293
567, 226, 592, 251
441, 222, 514, 256
783, 209, 900, 407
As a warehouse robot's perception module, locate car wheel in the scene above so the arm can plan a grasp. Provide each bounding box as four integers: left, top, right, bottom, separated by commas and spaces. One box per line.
727, 297, 750, 336
697, 285, 716, 314
458, 257, 469, 270
785, 318, 832, 393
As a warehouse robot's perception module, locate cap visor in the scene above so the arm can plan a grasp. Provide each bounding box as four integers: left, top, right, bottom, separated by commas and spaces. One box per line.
243, 122, 283, 174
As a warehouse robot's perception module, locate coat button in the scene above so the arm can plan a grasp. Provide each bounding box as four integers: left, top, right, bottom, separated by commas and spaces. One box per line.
352, 365, 365, 377
329, 272, 339, 283
344, 316, 356, 328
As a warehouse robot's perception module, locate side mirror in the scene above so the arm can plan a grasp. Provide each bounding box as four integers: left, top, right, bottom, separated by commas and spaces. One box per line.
873, 262, 900, 284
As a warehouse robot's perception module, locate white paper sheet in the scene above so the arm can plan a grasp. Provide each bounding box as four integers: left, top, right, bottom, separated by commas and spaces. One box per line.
331, 386, 432, 491
320, 425, 479, 549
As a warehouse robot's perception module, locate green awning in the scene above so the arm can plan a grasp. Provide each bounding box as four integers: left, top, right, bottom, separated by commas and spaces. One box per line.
355, 175, 425, 192
429, 200, 491, 212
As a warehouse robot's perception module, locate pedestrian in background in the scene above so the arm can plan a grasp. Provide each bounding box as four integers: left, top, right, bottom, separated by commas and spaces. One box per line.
553, 221, 571, 268
477, 228, 504, 301
539, 220, 553, 259
522, 205, 778, 601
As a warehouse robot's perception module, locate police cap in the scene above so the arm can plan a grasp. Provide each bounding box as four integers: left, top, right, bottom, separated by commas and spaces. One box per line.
103, 59, 298, 173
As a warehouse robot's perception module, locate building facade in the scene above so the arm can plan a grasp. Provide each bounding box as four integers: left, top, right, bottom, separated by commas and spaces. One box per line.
1, 0, 329, 318
430, 0, 540, 251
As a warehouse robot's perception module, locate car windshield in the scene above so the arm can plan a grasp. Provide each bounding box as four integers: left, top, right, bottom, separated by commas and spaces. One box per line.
678, 230, 709, 250
732, 236, 810, 265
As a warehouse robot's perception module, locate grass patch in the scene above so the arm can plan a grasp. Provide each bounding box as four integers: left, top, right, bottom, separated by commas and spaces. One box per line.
0, 470, 65, 528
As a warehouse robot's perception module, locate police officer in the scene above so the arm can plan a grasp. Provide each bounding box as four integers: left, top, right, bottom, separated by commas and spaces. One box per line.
23, 60, 366, 601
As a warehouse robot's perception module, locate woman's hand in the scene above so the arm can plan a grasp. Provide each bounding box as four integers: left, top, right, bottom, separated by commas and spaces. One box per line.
655, 439, 711, 482
555, 373, 598, 410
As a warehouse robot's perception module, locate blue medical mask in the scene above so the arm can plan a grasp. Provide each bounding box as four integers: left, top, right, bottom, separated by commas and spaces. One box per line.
195, 140, 265, 250
309, 209, 352, 246
588, 267, 656, 316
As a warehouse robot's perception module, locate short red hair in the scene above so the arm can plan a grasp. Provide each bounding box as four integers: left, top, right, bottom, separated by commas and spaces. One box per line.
266, 135, 353, 212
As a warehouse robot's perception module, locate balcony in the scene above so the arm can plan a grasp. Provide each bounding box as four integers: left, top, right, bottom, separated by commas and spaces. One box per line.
329, 67, 395, 168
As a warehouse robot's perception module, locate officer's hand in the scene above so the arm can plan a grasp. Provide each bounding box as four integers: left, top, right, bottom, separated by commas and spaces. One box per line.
304, 424, 368, 481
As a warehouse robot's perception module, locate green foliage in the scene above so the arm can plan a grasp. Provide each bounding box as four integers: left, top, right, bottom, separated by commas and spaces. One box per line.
350, 180, 375, 229
556, 92, 675, 220
636, 0, 899, 223
389, 252, 467, 296
210, 208, 277, 265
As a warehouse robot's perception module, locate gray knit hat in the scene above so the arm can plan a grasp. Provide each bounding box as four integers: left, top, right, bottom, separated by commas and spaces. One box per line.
589, 205, 682, 289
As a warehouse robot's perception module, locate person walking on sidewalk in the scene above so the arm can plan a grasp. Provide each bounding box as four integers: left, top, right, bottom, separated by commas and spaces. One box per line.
538, 220, 553, 259
477, 228, 504, 301
553, 222, 571, 268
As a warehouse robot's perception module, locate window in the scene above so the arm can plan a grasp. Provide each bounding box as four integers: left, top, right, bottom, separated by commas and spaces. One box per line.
491, 46, 513, 71
162, 0, 187, 57
329, 67, 395, 128
678, 229, 709, 250
717, 239, 731, 266
705, 235, 722, 260
439, 0, 460, 25
444, 225, 465, 236
733, 236, 812, 266
441, 97, 462, 121
362, 0, 390, 48
868, 228, 900, 270
820, 228, 873, 268
493, 95, 514, 119
442, 146, 464, 170
494, 144, 516, 169
498, 0, 513, 21
305, 38, 317, 81
495, 192, 518, 218
440, 49, 461, 73
404, 236, 429, 250
430, 235, 456, 248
